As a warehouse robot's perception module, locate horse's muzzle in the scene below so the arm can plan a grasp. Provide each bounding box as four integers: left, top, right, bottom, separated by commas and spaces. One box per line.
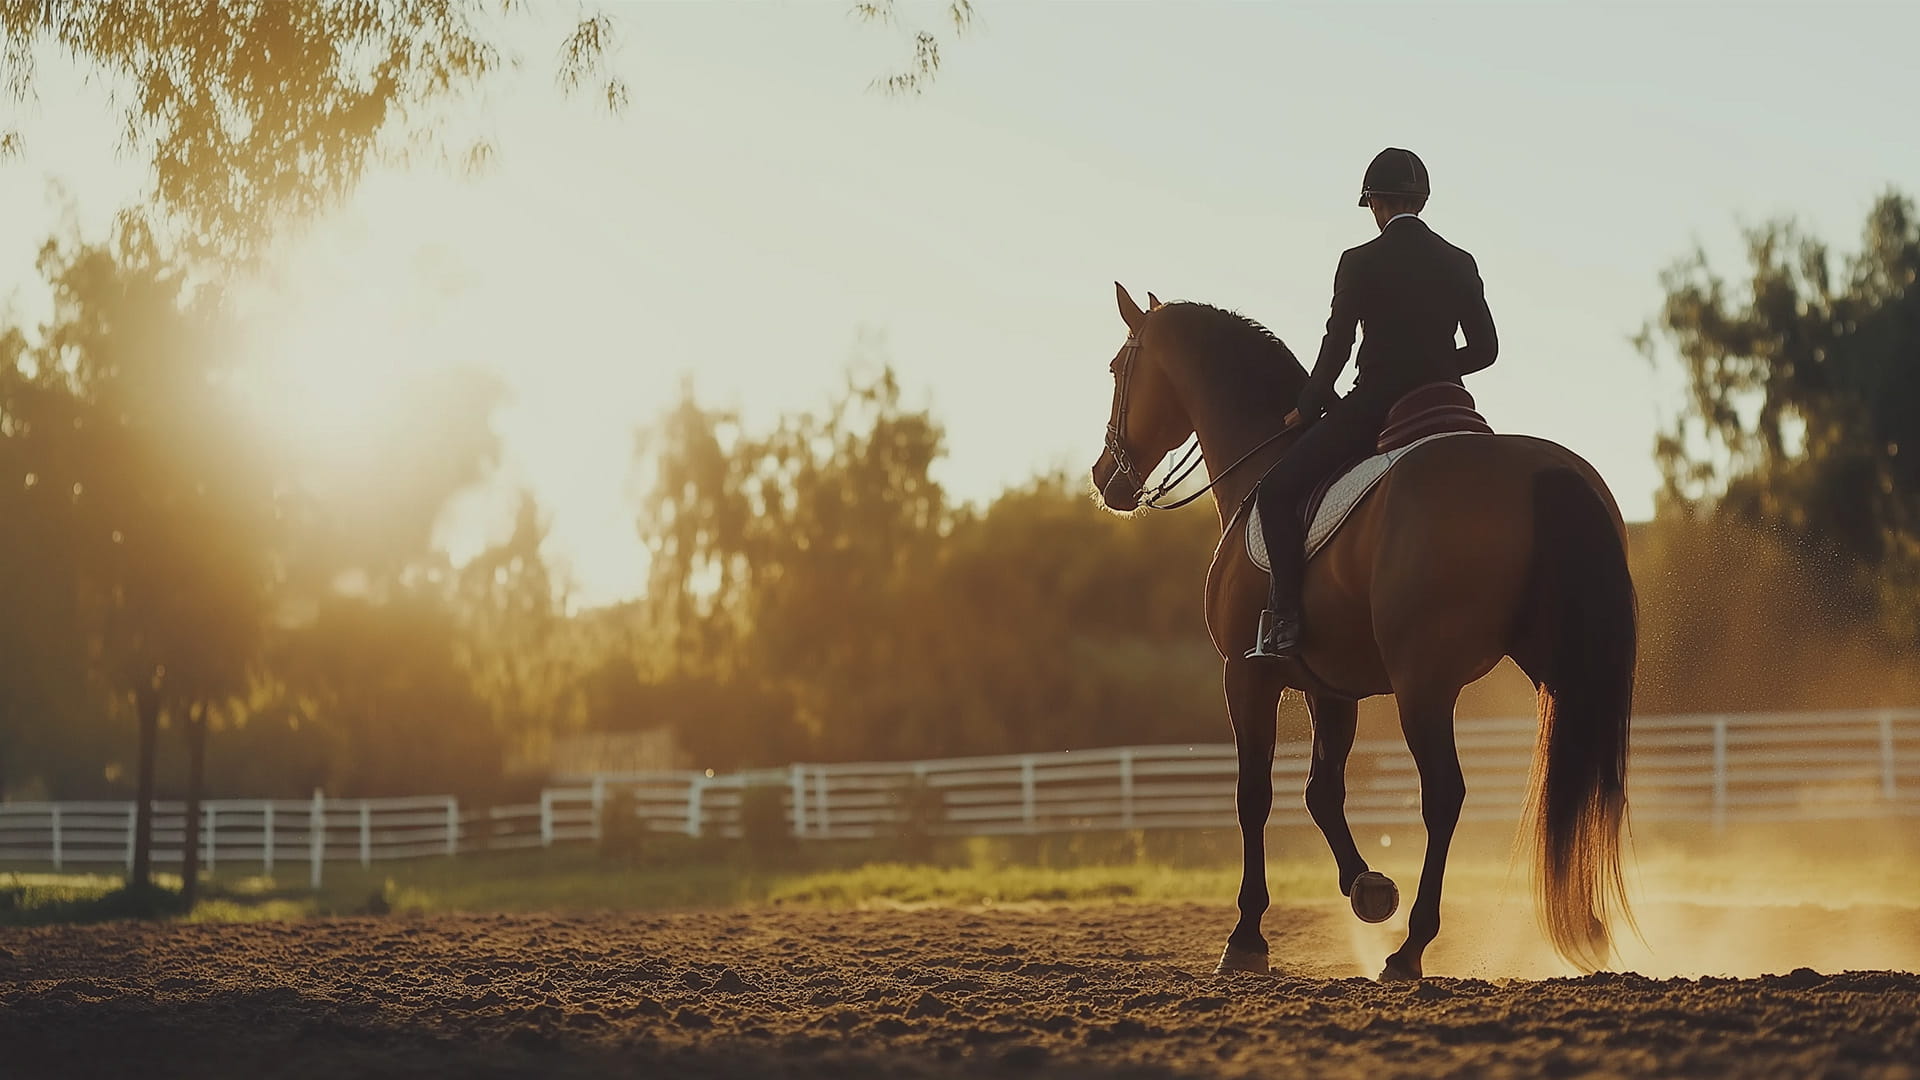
1092, 456, 1139, 512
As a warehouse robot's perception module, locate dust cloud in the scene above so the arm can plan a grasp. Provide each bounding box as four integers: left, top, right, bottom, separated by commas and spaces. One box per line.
1335, 822, 1920, 980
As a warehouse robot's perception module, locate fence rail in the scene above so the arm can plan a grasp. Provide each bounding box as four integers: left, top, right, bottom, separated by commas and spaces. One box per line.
3, 709, 1916, 884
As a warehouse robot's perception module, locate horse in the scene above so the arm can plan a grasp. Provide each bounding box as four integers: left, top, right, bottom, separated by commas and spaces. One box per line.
1088, 284, 1635, 980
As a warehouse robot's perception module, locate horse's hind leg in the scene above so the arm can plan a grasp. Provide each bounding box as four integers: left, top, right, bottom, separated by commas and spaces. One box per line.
1217, 658, 1286, 975
1381, 685, 1466, 981
1304, 694, 1372, 897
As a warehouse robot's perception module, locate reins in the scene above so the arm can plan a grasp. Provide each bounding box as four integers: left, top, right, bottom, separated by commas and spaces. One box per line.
1137, 415, 1304, 510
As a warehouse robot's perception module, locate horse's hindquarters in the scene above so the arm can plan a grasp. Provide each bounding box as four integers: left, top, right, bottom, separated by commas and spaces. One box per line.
1311, 435, 1613, 695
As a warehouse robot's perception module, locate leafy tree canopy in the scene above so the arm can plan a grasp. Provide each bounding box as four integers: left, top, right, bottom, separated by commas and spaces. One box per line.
1646, 192, 1920, 642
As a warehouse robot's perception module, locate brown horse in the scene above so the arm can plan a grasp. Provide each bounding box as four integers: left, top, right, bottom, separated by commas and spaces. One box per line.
1089, 285, 1635, 980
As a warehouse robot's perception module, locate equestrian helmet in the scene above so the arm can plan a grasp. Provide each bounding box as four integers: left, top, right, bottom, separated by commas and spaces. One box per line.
1359, 147, 1430, 207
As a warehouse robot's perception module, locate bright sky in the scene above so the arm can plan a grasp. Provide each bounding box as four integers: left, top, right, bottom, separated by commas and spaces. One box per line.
4, 2, 1916, 607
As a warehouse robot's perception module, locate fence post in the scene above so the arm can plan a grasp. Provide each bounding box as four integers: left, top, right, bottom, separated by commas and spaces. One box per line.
1021, 756, 1036, 833
1711, 717, 1728, 833
125, 802, 136, 871
539, 790, 555, 848
815, 767, 830, 839
359, 801, 372, 867
789, 763, 808, 838
1880, 710, 1898, 801
206, 805, 218, 873
685, 775, 706, 838
591, 777, 607, 843
1119, 749, 1135, 829
445, 796, 459, 856
264, 803, 275, 876
51, 805, 62, 871
309, 789, 325, 890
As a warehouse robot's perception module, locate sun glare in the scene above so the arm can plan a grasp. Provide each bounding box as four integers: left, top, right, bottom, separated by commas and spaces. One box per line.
250, 295, 432, 460
239, 211, 453, 454
233, 198, 659, 607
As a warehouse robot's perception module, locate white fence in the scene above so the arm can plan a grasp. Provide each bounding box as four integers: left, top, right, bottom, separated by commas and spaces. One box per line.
2, 709, 1916, 884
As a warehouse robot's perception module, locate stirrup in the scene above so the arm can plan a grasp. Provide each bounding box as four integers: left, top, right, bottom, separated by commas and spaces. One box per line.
1244, 610, 1302, 660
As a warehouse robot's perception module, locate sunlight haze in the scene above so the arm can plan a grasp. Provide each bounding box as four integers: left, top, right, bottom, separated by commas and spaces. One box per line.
5, 1, 1914, 606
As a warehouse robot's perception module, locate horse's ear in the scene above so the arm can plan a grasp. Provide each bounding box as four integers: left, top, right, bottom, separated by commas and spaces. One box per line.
1115, 282, 1145, 330
1147, 291, 1162, 309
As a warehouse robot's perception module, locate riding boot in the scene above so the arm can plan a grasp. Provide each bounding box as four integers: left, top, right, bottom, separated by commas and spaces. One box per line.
1247, 516, 1306, 660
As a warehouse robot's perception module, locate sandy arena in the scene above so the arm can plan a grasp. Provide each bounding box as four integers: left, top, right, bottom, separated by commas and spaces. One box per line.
3, 901, 1917, 1079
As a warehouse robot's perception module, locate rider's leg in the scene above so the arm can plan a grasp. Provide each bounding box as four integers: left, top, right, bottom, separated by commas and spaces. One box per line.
1249, 390, 1397, 657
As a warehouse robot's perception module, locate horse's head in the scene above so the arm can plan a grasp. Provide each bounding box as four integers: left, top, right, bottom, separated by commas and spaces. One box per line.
1091, 283, 1194, 512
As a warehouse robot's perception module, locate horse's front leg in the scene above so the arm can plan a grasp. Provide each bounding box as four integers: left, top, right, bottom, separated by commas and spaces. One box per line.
1305, 693, 1398, 923
1217, 658, 1285, 975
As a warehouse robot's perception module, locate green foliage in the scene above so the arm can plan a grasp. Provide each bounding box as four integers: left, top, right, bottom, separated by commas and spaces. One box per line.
628, 367, 1239, 772
34, 227, 277, 703
1, 1, 624, 256
268, 589, 506, 799
0, 5, 991, 806
0, 875, 187, 925
1645, 191, 1920, 644
854, 1, 976, 96
0, 226, 518, 801
0, 223, 279, 850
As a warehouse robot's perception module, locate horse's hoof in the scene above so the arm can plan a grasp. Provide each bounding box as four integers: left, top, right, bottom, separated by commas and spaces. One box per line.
1214, 944, 1271, 976
1378, 956, 1422, 982
1350, 871, 1399, 924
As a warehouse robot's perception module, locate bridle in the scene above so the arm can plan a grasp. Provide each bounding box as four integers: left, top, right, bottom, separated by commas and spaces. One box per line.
1104, 330, 1308, 512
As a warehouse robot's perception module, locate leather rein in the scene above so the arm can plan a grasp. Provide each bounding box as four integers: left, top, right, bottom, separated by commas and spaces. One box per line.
1104, 332, 1306, 511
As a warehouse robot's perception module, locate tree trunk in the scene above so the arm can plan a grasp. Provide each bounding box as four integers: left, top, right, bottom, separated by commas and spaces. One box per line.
129, 684, 160, 888
180, 702, 207, 908
0, 706, 11, 805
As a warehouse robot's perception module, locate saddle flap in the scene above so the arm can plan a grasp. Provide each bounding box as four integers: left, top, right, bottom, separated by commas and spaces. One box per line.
1247, 384, 1495, 571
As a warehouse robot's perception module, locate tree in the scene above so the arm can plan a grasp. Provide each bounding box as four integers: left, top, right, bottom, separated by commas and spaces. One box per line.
631, 367, 1257, 769
1645, 191, 1920, 643
270, 585, 505, 798
10, 224, 279, 889
854, 1, 977, 95
2, 2, 972, 254
452, 492, 583, 772
2, 1, 624, 256
635, 366, 950, 762
0, 319, 107, 800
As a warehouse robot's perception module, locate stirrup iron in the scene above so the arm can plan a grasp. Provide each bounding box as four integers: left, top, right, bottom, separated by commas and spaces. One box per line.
1244, 610, 1301, 660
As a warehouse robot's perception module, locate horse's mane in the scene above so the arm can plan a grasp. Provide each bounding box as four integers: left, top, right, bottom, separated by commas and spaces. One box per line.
1153, 301, 1308, 403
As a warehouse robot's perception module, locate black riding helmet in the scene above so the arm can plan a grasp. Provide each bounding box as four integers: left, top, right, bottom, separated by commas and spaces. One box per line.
1358, 147, 1430, 207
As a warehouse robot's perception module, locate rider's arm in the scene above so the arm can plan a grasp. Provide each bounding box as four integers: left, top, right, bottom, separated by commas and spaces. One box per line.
1455, 256, 1498, 376
1303, 251, 1361, 414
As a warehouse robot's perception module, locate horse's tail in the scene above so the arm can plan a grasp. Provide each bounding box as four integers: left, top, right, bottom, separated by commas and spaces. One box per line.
1522, 467, 1636, 971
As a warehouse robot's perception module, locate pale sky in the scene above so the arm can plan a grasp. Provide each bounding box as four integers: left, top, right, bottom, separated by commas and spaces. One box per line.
4, 2, 1915, 607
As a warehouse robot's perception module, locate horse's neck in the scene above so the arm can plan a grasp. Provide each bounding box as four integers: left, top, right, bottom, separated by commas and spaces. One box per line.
1168, 354, 1297, 531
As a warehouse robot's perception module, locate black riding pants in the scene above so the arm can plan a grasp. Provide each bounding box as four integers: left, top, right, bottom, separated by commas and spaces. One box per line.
1254, 380, 1404, 618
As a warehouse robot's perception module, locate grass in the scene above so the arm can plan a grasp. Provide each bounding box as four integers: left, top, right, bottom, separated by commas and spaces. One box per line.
0, 830, 1294, 926
5, 821, 1918, 927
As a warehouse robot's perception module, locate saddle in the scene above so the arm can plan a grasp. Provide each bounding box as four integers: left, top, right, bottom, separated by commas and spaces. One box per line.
1248, 382, 1493, 571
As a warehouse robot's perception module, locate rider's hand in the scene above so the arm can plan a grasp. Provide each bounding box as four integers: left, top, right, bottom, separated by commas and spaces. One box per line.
1297, 379, 1336, 420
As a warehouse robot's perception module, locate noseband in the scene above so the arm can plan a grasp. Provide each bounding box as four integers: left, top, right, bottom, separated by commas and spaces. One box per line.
1104, 331, 1308, 512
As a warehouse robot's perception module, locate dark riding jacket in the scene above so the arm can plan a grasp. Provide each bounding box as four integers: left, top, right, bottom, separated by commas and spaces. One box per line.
1301, 215, 1497, 417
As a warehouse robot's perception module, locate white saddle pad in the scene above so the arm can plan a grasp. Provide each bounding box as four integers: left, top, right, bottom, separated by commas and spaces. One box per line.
1249, 431, 1473, 572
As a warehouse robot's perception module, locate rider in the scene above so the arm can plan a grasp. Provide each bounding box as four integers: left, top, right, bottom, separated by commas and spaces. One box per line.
1248, 148, 1499, 659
